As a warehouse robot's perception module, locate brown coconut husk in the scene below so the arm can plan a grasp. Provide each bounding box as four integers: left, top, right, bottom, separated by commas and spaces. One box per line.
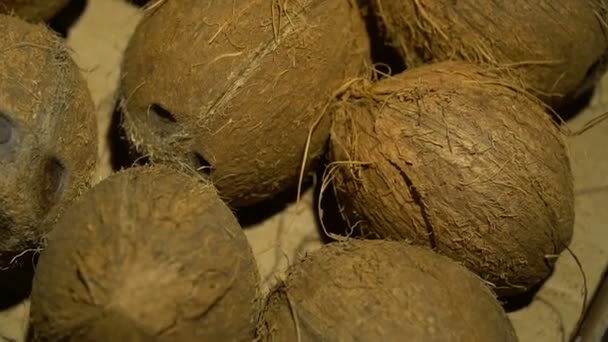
258, 240, 518, 341
0, 14, 97, 269
369, 0, 608, 110
30, 165, 261, 342
119, 0, 371, 208
0, 0, 70, 22
327, 61, 574, 297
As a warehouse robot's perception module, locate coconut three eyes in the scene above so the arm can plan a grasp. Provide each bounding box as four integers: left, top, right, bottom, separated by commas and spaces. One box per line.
0, 15, 97, 268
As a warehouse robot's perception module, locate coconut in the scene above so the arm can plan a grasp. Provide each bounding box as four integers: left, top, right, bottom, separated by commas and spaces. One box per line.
0, 14, 97, 269
29, 165, 261, 341
0, 0, 70, 22
258, 239, 518, 341
327, 61, 574, 297
369, 0, 608, 109
119, 0, 370, 207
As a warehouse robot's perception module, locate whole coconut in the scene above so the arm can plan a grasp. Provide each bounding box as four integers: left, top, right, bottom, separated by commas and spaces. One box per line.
258, 240, 518, 342
0, 0, 70, 22
328, 61, 574, 297
0, 14, 97, 269
30, 165, 261, 342
369, 0, 608, 109
119, 0, 370, 207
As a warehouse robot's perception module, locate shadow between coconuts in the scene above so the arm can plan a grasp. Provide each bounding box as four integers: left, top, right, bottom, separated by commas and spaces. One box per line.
552, 66, 599, 123
108, 103, 147, 171
235, 178, 315, 229
313, 157, 351, 245
108, 100, 318, 227
0, 252, 37, 310
554, 88, 595, 123
47, 0, 88, 39
554, 51, 608, 122
358, 0, 405, 78
501, 269, 554, 312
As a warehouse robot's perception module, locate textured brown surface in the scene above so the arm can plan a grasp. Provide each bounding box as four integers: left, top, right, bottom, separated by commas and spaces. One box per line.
370, 0, 608, 109
0, 0, 70, 21
119, 0, 370, 207
29, 165, 261, 341
0, 14, 97, 268
258, 240, 518, 342
1, 1, 607, 341
329, 61, 574, 297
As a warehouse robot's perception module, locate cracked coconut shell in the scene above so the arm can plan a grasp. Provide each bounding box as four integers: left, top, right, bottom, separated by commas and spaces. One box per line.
30, 165, 261, 342
0, 14, 97, 268
258, 240, 518, 342
369, 0, 608, 109
0, 0, 70, 22
119, 0, 370, 207
328, 61, 574, 297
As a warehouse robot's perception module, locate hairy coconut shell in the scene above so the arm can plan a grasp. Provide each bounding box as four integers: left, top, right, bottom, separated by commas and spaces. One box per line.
258, 240, 518, 341
328, 61, 574, 297
370, 0, 608, 109
30, 165, 261, 342
0, 0, 70, 22
120, 0, 370, 207
0, 14, 97, 268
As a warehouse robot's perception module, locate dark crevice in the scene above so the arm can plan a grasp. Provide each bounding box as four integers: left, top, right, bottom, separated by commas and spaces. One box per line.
0, 254, 36, 310
108, 103, 148, 171
358, 1, 406, 77
313, 156, 352, 243
555, 53, 607, 122
40, 157, 68, 211
501, 279, 547, 311
0, 113, 13, 144
387, 160, 437, 248
148, 103, 181, 140
0, 112, 17, 151
185, 151, 212, 177
554, 87, 594, 123
235, 146, 322, 228
125, 0, 152, 7
149, 103, 177, 123
47, 0, 88, 39
235, 178, 314, 228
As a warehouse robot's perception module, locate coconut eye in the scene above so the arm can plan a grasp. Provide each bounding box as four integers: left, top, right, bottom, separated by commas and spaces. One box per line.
0, 113, 14, 144
39, 157, 69, 211
185, 151, 212, 177
45, 157, 67, 197
149, 103, 177, 123
143, 103, 180, 139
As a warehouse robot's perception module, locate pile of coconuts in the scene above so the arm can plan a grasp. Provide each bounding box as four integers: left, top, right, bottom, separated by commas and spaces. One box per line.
366, 0, 608, 111
0, 0, 604, 340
